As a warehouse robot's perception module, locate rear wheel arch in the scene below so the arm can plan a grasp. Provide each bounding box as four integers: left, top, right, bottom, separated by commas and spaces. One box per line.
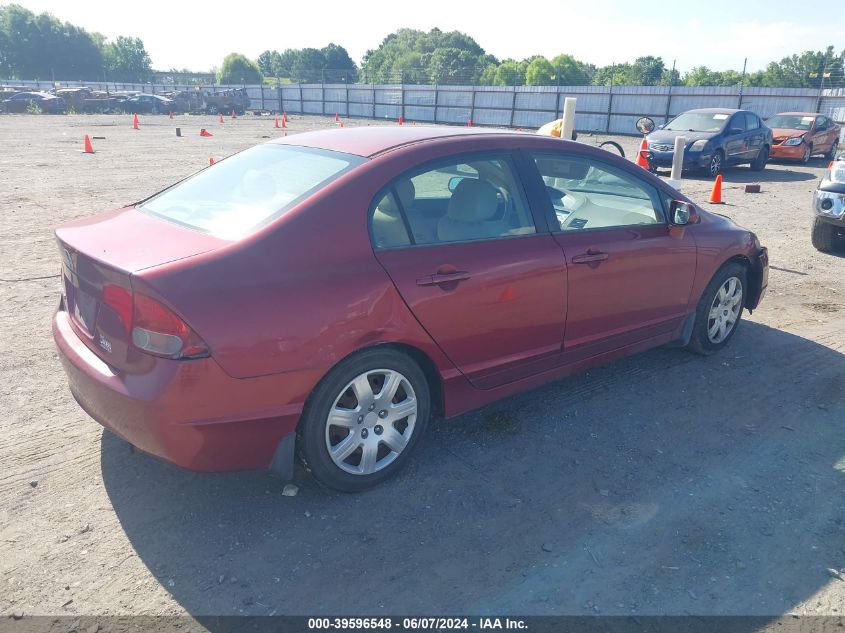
299, 342, 445, 430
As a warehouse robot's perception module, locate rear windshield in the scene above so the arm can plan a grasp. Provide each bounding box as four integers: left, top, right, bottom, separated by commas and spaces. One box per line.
664, 112, 730, 133
140, 144, 366, 239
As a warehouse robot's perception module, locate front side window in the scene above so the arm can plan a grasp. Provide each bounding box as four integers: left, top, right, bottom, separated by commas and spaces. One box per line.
370, 156, 536, 248
532, 154, 663, 231
141, 144, 365, 239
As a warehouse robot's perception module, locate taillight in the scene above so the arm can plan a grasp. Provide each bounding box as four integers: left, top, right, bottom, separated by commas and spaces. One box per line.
102, 285, 132, 335
132, 293, 209, 359
102, 284, 208, 359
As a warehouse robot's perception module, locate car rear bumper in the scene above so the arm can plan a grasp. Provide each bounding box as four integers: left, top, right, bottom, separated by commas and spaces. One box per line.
770, 144, 806, 160
53, 306, 303, 472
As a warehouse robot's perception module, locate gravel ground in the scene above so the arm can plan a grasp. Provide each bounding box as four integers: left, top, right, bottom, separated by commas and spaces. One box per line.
1, 114, 844, 623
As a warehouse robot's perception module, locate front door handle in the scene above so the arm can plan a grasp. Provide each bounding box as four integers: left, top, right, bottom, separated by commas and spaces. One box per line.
571, 251, 609, 264
416, 271, 471, 286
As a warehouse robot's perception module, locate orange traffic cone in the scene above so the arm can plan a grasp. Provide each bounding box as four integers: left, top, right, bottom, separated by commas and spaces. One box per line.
708, 175, 724, 204
168, 111, 173, 120
281, 117, 286, 128
132, 113, 139, 130
467, 119, 472, 127
274, 116, 279, 129
636, 137, 649, 169
398, 116, 403, 125
218, 113, 224, 124
340, 121, 344, 128
335, 113, 339, 121
209, 157, 215, 166
200, 128, 213, 137
231, 109, 236, 119
83, 134, 94, 154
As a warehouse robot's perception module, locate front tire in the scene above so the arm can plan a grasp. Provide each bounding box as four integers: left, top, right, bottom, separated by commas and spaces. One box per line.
826, 141, 839, 161
801, 144, 812, 164
297, 348, 431, 492
706, 151, 724, 177
687, 263, 746, 356
811, 217, 840, 253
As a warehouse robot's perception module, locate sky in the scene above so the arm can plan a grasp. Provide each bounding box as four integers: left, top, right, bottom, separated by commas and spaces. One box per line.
10, 0, 843, 73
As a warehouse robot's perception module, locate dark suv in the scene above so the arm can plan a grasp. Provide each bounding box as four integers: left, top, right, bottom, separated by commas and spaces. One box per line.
647, 108, 772, 176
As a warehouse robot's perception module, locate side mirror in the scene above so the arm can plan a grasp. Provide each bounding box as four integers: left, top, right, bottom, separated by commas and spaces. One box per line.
670, 200, 699, 226
636, 117, 655, 134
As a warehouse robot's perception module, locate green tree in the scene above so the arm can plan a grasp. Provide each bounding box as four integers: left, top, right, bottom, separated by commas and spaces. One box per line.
290, 47, 325, 82
103, 36, 151, 82
360, 27, 489, 85
525, 57, 555, 85
492, 60, 524, 86
257, 49, 282, 77
321, 43, 357, 81
550, 54, 592, 85
217, 52, 262, 85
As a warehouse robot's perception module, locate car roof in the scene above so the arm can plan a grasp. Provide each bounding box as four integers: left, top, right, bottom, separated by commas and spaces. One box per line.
773, 112, 820, 117
682, 108, 742, 115
270, 126, 527, 158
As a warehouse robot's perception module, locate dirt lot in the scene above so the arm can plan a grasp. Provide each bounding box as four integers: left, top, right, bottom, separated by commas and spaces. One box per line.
1, 113, 844, 624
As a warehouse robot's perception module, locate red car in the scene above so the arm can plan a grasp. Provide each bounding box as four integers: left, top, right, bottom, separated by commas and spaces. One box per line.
768, 112, 840, 163
53, 127, 768, 491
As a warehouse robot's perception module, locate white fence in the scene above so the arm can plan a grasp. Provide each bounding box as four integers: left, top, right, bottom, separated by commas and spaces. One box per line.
5, 78, 845, 135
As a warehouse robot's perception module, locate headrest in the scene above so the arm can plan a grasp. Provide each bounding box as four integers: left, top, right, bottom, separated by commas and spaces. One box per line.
378, 179, 415, 217
447, 179, 498, 222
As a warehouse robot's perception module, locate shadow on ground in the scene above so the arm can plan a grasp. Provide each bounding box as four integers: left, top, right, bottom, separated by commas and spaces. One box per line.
101, 321, 845, 621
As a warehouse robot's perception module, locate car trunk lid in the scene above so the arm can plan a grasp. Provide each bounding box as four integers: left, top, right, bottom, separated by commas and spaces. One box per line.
56, 206, 227, 372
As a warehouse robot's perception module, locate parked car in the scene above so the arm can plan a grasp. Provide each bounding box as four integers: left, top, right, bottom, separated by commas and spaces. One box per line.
52, 127, 768, 491
204, 88, 250, 115
2, 91, 66, 114
121, 93, 174, 114
646, 108, 772, 176
768, 112, 840, 163
812, 156, 845, 252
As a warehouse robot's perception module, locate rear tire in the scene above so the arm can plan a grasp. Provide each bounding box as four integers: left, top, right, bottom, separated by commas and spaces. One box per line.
687, 262, 747, 356
811, 217, 839, 253
750, 145, 769, 171
297, 348, 431, 492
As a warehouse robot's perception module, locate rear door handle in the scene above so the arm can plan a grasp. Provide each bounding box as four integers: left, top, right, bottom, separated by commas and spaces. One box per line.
416, 271, 471, 286
571, 252, 609, 264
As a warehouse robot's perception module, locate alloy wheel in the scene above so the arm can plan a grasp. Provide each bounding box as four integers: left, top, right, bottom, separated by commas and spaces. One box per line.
709, 153, 722, 176
707, 276, 743, 344
325, 369, 417, 475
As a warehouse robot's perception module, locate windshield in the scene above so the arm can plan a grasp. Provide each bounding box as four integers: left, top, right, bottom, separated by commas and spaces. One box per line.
664, 112, 730, 133
141, 144, 366, 239
766, 115, 814, 131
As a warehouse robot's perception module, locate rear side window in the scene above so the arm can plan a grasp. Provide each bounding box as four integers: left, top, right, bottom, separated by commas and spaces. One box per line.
141, 145, 365, 239
744, 113, 760, 130
370, 156, 536, 249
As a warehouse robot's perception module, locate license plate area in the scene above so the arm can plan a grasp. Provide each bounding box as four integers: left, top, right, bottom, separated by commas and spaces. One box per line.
66, 271, 99, 335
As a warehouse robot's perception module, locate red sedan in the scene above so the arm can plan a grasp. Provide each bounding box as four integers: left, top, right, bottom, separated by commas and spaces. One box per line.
53, 127, 768, 491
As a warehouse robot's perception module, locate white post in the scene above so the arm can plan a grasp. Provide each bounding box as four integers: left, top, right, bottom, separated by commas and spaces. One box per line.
668, 135, 685, 190
561, 97, 576, 141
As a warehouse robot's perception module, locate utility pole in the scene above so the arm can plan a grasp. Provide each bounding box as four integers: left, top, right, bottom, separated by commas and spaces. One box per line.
737, 57, 747, 109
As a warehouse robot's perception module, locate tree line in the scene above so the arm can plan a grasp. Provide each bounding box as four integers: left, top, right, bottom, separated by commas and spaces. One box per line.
0, 4, 152, 82
1, 7, 842, 89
